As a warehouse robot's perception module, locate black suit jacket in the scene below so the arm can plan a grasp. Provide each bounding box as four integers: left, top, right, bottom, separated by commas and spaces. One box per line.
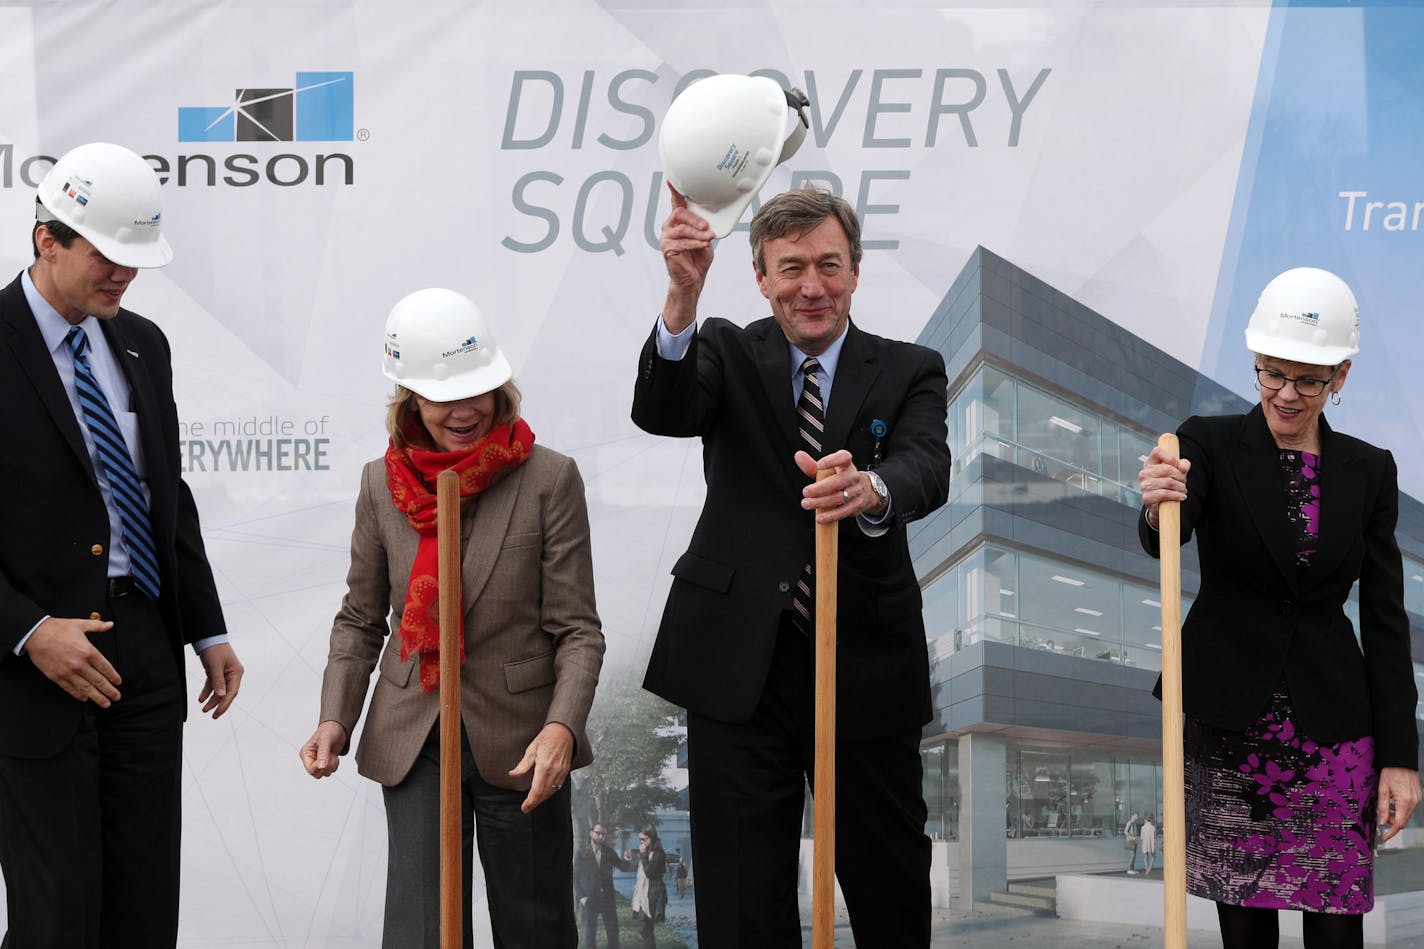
1141, 405, 1418, 768
0, 273, 227, 758
573, 843, 632, 906
632, 317, 951, 741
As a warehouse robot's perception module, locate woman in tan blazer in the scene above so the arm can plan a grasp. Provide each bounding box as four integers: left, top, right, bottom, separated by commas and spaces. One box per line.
300, 289, 604, 948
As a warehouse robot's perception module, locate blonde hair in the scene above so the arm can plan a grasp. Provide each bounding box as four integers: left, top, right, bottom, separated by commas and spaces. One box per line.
385, 379, 523, 449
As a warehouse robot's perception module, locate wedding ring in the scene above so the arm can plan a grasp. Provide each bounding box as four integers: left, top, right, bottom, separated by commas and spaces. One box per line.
841, 489, 850, 502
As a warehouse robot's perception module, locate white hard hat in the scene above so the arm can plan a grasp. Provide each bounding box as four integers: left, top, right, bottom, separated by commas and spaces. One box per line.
36, 142, 172, 268
659, 74, 810, 239
382, 289, 513, 402
1245, 267, 1360, 366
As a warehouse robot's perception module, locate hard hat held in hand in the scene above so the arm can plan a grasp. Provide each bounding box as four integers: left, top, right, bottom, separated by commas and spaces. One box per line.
659, 74, 811, 239
382, 289, 513, 402
1245, 267, 1360, 365
36, 142, 173, 269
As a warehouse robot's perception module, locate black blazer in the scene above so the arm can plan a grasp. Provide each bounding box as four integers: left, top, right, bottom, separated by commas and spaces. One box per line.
632, 317, 951, 741
573, 843, 632, 905
0, 273, 227, 758
1141, 405, 1418, 768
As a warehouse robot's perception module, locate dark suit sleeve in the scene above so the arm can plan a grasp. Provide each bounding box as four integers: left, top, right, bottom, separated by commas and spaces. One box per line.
173, 478, 227, 643
1358, 451, 1419, 769
146, 322, 227, 644
631, 321, 724, 438
873, 346, 951, 527
0, 569, 46, 657
1139, 415, 1211, 557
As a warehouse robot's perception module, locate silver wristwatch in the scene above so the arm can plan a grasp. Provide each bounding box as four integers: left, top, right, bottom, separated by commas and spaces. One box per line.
865, 470, 890, 510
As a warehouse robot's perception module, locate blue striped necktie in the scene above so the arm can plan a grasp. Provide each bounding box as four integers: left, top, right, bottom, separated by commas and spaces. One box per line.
66, 326, 161, 600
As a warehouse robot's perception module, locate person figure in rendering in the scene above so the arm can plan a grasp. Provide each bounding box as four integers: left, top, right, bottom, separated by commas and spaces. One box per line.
300, 288, 604, 948
0, 141, 243, 949
1123, 810, 1142, 875
575, 822, 633, 948
1140, 813, 1157, 876
1139, 267, 1420, 949
627, 826, 668, 948
632, 184, 951, 947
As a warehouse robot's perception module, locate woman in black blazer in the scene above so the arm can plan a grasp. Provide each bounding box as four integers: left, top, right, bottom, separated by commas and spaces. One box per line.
1139, 268, 1420, 949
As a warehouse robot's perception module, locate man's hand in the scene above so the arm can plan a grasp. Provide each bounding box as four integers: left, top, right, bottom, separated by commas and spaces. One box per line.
24, 616, 121, 706
299, 720, 349, 779
796, 449, 874, 524
1377, 767, 1422, 843
197, 642, 243, 719
660, 183, 715, 333
509, 721, 574, 814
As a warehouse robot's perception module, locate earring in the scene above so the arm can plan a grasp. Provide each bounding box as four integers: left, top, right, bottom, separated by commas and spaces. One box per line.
1253, 381, 1261, 392
1330, 391, 1341, 406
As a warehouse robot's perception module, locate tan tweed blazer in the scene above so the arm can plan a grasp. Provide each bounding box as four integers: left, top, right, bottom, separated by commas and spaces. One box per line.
318, 445, 604, 789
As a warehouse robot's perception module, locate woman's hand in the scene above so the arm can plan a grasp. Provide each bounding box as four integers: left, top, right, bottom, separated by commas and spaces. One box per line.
510, 721, 574, 813
299, 721, 348, 779
1377, 767, 1422, 843
1138, 445, 1190, 528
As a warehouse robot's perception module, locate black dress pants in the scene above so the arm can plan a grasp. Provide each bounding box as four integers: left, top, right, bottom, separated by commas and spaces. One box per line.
382, 724, 576, 948
686, 620, 931, 948
0, 591, 184, 949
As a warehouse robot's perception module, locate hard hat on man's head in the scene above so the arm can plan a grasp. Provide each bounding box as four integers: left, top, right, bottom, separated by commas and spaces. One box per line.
36, 142, 173, 268
382, 288, 513, 403
1245, 267, 1360, 366
659, 74, 810, 239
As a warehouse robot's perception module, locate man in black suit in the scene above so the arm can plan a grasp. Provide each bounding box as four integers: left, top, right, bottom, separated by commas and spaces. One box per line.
0, 142, 243, 948
632, 186, 951, 947
574, 822, 633, 948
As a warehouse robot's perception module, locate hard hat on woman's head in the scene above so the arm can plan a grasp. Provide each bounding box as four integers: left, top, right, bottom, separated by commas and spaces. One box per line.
382, 288, 512, 402
1245, 267, 1360, 366
36, 142, 172, 268
659, 74, 810, 239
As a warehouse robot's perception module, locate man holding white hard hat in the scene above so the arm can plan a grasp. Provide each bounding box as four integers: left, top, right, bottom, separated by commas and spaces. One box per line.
0, 142, 241, 948
634, 74, 951, 947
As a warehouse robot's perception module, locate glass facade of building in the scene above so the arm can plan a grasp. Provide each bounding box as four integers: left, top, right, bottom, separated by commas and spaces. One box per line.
947, 364, 1156, 509
924, 541, 1191, 674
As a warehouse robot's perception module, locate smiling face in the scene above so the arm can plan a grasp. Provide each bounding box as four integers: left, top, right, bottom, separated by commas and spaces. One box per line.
1255, 353, 1350, 451
415, 391, 497, 452
31, 228, 138, 323
754, 215, 859, 356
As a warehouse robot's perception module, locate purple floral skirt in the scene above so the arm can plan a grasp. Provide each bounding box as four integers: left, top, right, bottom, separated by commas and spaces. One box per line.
1183, 683, 1378, 913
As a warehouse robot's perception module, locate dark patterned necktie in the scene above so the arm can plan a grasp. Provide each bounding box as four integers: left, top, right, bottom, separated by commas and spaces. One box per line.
66, 326, 161, 599
792, 357, 823, 632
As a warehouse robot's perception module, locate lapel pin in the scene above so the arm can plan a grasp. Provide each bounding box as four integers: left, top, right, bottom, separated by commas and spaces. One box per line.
870, 419, 888, 467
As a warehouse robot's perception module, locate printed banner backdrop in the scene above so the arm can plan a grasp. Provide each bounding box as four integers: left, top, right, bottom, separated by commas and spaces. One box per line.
2, 2, 1416, 946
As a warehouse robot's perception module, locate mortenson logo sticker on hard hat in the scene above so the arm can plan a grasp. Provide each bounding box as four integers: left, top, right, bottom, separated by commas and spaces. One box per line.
1280, 310, 1322, 325
385, 335, 400, 360
179, 72, 354, 142
442, 337, 480, 359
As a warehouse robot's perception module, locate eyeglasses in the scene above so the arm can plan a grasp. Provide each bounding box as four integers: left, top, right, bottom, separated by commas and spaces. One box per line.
1255, 366, 1336, 398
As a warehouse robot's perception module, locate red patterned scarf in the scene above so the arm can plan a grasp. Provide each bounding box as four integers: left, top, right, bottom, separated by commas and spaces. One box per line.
385, 418, 535, 691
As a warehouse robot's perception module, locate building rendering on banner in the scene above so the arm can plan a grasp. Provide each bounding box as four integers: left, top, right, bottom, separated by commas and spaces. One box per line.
908, 247, 1424, 904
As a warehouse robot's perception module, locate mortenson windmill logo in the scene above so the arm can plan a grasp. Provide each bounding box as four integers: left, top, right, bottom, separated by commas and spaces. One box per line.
179, 71, 354, 142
